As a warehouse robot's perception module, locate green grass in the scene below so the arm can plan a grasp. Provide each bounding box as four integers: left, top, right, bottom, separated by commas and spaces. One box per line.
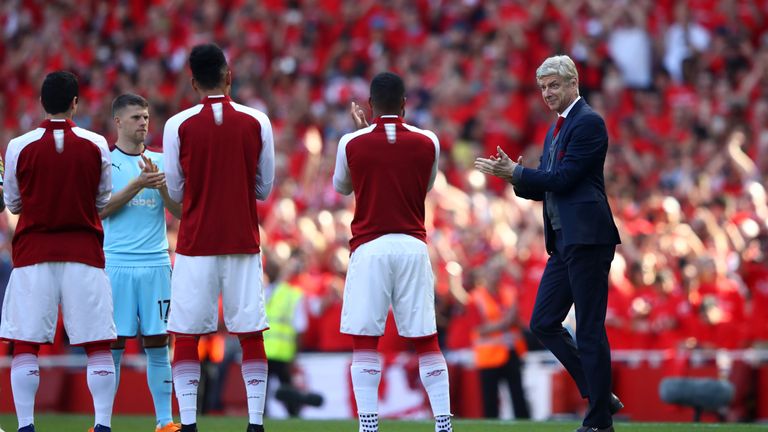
0, 415, 766, 431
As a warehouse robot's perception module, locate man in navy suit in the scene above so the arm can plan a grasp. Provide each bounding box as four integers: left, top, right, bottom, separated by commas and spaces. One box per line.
475, 55, 622, 432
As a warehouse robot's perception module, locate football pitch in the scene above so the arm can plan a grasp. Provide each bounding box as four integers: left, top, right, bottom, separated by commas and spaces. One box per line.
0, 416, 766, 432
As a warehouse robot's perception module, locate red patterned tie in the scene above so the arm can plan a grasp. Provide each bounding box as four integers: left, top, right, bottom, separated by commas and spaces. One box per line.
553, 116, 565, 137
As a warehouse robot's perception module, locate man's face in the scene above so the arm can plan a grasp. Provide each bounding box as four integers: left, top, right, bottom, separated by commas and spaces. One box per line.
538, 74, 578, 114
115, 105, 149, 144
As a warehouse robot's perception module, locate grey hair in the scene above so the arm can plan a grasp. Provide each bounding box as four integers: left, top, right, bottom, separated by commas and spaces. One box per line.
536, 55, 579, 82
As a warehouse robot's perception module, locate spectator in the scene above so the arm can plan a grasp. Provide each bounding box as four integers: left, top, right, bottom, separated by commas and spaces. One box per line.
663, 1, 712, 82
466, 262, 530, 419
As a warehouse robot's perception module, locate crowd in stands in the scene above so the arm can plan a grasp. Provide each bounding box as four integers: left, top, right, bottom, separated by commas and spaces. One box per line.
1, 0, 768, 356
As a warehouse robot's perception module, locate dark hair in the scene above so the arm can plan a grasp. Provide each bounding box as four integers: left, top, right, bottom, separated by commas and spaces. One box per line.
370, 72, 405, 114
40, 71, 79, 115
112, 93, 149, 117
189, 44, 227, 90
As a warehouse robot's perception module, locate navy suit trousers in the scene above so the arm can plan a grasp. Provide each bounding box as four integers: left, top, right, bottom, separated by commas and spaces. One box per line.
529, 230, 616, 428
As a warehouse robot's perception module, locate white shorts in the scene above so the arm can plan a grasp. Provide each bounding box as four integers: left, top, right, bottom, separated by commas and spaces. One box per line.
0, 262, 116, 345
340, 234, 437, 337
167, 253, 268, 335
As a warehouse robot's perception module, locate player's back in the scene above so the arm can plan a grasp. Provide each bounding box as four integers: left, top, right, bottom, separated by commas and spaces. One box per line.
4, 119, 110, 268
164, 95, 274, 256
336, 116, 439, 251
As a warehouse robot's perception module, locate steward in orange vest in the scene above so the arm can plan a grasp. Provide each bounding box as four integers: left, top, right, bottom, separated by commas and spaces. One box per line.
471, 285, 527, 368
469, 282, 531, 419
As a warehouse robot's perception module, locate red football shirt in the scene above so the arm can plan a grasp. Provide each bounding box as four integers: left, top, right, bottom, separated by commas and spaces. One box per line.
332, 116, 439, 252
3, 119, 111, 268
163, 95, 275, 256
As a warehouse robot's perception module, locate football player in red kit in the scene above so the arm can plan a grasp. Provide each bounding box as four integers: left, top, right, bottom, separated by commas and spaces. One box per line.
333, 72, 452, 432
163, 44, 275, 432
0, 71, 116, 432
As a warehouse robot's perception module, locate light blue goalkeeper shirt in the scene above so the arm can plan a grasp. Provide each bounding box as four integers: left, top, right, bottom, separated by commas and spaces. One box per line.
103, 148, 170, 266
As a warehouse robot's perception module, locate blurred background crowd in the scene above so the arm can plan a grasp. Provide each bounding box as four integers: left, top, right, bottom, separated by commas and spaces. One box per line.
1, 0, 768, 387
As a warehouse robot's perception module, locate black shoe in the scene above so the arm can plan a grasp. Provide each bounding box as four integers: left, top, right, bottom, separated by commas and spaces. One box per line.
575, 427, 614, 432
303, 391, 324, 407
275, 386, 325, 408
19, 425, 35, 432
609, 393, 624, 415
246, 424, 264, 432
181, 424, 198, 432
92, 426, 111, 432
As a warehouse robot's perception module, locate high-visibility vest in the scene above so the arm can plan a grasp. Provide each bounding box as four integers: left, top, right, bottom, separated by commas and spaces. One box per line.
264, 282, 303, 362
471, 285, 527, 369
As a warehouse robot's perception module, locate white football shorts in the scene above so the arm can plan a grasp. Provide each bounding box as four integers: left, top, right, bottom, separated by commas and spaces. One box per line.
340, 233, 437, 337
0, 262, 116, 345
167, 253, 268, 335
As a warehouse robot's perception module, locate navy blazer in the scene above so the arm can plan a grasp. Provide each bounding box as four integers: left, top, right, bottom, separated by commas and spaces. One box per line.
513, 99, 620, 253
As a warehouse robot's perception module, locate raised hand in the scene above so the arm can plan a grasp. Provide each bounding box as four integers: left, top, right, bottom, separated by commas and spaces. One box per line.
350, 101, 369, 130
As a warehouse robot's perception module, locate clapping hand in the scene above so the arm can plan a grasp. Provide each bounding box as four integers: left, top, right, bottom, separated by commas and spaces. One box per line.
136, 154, 165, 189
350, 101, 369, 130
140, 154, 158, 173
474, 146, 520, 183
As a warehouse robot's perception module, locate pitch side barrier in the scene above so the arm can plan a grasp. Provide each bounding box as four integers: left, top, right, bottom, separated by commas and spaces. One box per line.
1, 349, 767, 421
